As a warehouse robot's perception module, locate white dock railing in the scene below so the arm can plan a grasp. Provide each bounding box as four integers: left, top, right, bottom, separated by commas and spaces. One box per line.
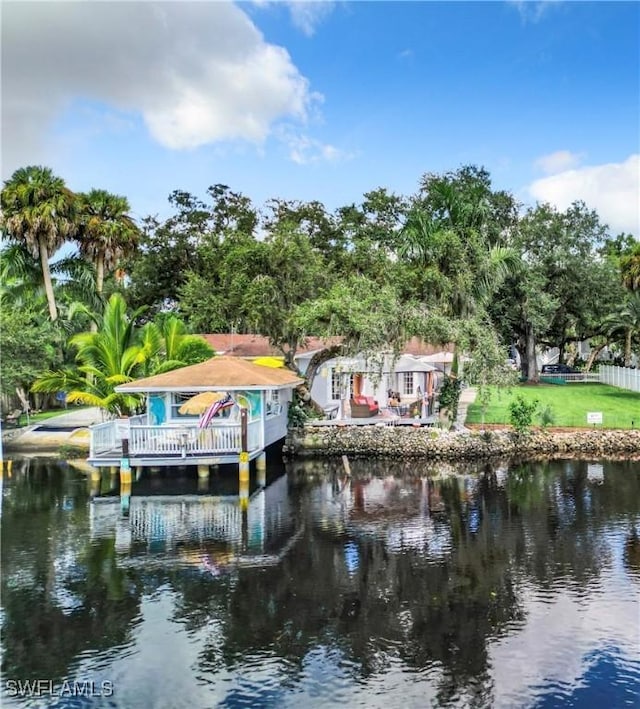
90, 418, 262, 458
90, 420, 119, 458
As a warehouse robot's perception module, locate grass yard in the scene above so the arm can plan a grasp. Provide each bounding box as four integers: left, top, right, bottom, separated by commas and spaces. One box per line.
15, 407, 89, 426
466, 383, 640, 429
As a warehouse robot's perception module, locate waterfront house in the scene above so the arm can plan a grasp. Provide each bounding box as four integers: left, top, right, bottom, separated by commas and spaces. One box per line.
88, 356, 303, 468
200, 333, 452, 416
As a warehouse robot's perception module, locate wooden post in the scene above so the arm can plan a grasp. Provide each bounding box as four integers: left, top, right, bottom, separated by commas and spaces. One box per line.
120, 480, 131, 516
256, 452, 266, 488
90, 471, 101, 497
240, 408, 248, 452
120, 438, 132, 484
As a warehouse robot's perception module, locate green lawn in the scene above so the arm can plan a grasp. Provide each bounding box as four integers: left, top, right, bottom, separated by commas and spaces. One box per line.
466, 383, 640, 429
10, 407, 88, 426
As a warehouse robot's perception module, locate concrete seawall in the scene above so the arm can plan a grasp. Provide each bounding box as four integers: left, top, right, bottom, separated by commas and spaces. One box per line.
285, 425, 640, 461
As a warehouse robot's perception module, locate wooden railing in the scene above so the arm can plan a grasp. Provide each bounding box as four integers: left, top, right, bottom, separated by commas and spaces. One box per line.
90, 418, 262, 458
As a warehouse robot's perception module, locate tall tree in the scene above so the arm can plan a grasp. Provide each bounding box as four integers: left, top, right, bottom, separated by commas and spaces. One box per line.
76, 189, 140, 295
620, 242, 640, 292
243, 224, 327, 367
1, 166, 76, 321
604, 292, 640, 367
491, 201, 615, 381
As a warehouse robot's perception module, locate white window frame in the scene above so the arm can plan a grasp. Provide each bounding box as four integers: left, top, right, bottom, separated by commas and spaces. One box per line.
170, 392, 200, 420
401, 372, 414, 397
331, 370, 353, 401
265, 389, 282, 417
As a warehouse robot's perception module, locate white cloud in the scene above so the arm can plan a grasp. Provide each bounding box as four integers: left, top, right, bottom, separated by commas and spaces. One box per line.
528, 154, 640, 236
283, 130, 351, 165
508, 0, 561, 24
1, 1, 318, 173
534, 150, 584, 175
285, 1, 335, 36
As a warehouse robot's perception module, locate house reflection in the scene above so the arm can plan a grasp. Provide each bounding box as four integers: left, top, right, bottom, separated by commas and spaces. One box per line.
310, 473, 462, 558
90, 475, 302, 573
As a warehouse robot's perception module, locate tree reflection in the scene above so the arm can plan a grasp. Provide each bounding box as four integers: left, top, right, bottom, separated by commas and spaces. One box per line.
1, 461, 143, 681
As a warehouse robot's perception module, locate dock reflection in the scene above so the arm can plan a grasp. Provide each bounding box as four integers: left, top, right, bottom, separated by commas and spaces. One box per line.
90, 474, 301, 572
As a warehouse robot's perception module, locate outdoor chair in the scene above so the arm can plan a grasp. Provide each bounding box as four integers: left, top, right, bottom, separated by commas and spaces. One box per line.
350, 396, 379, 417
4, 409, 23, 427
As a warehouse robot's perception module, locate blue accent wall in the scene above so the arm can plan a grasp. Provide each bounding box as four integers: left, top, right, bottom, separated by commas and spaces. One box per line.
149, 394, 166, 425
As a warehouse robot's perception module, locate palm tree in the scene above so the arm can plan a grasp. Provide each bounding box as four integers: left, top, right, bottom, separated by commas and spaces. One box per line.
139, 316, 214, 376
620, 243, 640, 292
604, 293, 640, 367
76, 189, 139, 295
0, 242, 46, 309
1, 166, 77, 321
32, 294, 214, 416
32, 293, 147, 416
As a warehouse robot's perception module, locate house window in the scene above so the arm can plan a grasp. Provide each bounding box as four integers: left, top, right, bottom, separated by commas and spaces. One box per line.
170, 392, 200, 419
401, 372, 414, 396
266, 389, 281, 417
331, 371, 353, 400
170, 392, 232, 420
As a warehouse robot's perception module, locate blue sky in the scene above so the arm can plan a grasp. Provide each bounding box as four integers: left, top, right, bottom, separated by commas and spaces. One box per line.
3, 1, 639, 235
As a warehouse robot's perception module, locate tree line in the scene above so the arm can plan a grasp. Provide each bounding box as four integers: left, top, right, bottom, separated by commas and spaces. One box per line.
1, 164, 638, 413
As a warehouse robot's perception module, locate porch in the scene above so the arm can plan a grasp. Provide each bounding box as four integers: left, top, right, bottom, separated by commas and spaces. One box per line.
89, 413, 263, 467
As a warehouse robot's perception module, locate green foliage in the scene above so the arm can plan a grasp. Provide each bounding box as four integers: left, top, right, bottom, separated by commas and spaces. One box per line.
32, 294, 212, 417
439, 376, 462, 422
287, 392, 310, 428
58, 444, 88, 459
1, 166, 77, 321
539, 404, 556, 429
0, 303, 61, 395
508, 395, 539, 434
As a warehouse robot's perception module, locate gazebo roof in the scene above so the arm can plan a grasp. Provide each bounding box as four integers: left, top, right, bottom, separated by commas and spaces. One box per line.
115, 356, 304, 392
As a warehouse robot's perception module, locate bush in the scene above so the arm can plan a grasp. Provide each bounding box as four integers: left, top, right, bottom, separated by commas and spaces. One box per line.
58, 444, 88, 459
288, 392, 310, 428
439, 376, 462, 423
539, 404, 556, 429
508, 395, 539, 435
480, 429, 493, 443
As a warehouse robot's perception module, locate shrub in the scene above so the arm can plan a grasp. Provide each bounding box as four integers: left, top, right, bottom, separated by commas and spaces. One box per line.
58, 444, 88, 459
480, 429, 493, 443
539, 404, 556, 429
439, 376, 462, 423
508, 395, 539, 435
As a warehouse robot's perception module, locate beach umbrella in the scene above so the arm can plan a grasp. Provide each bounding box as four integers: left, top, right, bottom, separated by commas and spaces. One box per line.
178, 391, 227, 415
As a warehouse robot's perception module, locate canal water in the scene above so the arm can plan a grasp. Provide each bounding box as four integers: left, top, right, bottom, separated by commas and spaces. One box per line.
1, 457, 639, 708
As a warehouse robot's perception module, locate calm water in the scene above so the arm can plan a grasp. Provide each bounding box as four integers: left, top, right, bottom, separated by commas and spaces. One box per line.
2, 456, 640, 708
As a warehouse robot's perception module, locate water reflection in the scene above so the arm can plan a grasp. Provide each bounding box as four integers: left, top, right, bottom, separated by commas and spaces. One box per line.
1, 457, 639, 707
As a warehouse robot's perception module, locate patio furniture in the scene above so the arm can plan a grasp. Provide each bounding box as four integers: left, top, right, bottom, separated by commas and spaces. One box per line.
350, 396, 379, 417
3, 409, 23, 427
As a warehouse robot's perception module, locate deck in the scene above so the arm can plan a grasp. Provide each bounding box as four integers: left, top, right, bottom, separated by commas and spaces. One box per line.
89, 414, 263, 467
310, 412, 438, 427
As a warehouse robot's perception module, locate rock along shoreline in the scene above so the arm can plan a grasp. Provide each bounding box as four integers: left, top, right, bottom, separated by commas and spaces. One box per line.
284, 425, 640, 461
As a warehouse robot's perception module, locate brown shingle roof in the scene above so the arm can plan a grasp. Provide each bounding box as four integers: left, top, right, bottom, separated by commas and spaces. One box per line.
200, 334, 342, 357
200, 333, 449, 358
116, 356, 304, 392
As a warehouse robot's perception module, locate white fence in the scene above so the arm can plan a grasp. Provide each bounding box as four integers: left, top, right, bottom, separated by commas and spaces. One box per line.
599, 365, 640, 393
